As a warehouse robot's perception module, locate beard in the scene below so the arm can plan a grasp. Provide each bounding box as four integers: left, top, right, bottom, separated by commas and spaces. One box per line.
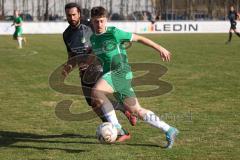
68, 19, 80, 28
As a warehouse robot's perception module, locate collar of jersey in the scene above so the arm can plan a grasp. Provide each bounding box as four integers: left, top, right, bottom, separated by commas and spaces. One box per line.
70, 22, 81, 30
95, 27, 108, 36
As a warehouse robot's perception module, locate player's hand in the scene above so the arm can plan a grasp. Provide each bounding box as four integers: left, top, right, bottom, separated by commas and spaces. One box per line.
62, 64, 73, 77
79, 63, 89, 71
159, 47, 171, 62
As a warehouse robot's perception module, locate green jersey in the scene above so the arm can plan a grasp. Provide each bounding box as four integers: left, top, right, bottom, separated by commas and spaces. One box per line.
90, 27, 135, 102
13, 16, 23, 38
14, 16, 23, 30
90, 26, 133, 74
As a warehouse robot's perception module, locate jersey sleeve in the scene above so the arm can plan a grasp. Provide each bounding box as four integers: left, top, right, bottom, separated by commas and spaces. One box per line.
63, 33, 73, 57
84, 26, 93, 48
114, 27, 133, 42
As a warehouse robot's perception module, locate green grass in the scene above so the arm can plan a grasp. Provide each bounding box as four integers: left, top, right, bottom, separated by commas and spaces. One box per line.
0, 34, 239, 160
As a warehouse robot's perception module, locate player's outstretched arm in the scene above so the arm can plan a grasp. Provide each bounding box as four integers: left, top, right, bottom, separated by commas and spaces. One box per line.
132, 34, 171, 62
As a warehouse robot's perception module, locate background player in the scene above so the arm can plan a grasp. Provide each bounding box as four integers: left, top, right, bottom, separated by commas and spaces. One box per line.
62, 3, 135, 141
12, 10, 26, 49
90, 6, 179, 148
226, 5, 240, 44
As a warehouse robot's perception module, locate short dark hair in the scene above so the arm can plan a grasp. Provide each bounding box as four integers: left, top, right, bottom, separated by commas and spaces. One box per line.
65, 3, 81, 14
91, 6, 108, 18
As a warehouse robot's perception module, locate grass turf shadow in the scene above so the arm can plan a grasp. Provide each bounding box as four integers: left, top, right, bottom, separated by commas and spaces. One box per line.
0, 131, 165, 152
0, 131, 95, 153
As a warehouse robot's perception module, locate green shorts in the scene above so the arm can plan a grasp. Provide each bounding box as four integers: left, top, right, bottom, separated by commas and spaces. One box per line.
102, 69, 136, 103
13, 28, 23, 39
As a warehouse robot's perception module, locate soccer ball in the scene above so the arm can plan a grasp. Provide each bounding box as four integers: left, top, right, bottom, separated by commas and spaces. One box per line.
96, 122, 118, 143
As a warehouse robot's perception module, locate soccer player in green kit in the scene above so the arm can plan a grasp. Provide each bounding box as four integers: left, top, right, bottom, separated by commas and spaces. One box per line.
62, 3, 136, 142
90, 6, 179, 148
12, 10, 26, 49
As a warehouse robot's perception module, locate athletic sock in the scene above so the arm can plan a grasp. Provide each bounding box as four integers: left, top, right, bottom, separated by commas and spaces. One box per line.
18, 37, 23, 48
228, 32, 232, 42
92, 106, 108, 122
101, 102, 122, 128
143, 111, 170, 132
111, 101, 125, 113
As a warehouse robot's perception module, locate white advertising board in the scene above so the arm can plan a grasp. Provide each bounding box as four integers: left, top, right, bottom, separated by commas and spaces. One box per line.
0, 21, 239, 35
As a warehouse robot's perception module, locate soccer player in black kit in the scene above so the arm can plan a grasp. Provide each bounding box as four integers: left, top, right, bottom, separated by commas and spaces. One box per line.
226, 6, 240, 44
62, 3, 136, 141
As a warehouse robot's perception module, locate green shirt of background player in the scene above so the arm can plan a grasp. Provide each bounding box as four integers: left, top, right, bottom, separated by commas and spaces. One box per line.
90, 6, 179, 148
13, 14, 23, 36
12, 10, 26, 49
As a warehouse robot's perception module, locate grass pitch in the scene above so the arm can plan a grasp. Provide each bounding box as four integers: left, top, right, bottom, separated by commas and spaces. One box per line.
0, 34, 239, 160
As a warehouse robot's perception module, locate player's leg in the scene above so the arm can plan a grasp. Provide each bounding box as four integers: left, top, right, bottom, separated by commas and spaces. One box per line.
110, 100, 137, 126
23, 36, 27, 44
226, 29, 233, 44
91, 78, 130, 142
123, 97, 179, 148
16, 28, 23, 48
92, 78, 120, 127
13, 31, 19, 48
81, 76, 137, 125
233, 29, 240, 37
17, 37, 23, 48
81, 63, 137, 125
123, 97, 170, 132
81, 82, 108, 122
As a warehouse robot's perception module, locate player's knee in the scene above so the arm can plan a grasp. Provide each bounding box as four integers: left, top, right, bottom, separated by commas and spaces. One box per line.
91, 97, 103, 108
91, 89, 104, 107
127, 107, 145, 118
137, 108, 149, 119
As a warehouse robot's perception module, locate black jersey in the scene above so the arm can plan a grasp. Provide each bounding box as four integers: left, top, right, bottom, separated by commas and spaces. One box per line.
63, 24, 102, 87
63, 24, 92, 56
228, 11, 238, 24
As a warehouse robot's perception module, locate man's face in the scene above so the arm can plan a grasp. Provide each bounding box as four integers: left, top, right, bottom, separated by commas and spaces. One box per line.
65, 7, 80, 27
14, 10, 19, 17
230, 6, 234, 12
91, 17, 107, 34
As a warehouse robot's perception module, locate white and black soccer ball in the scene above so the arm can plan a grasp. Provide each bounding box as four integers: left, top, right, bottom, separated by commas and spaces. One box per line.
96, 122, 118, 144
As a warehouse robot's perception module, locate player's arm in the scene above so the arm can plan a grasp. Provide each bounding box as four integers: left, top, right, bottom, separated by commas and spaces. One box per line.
132, 34, 171, 62
11, 20, 16, 26
14, 22, 22, 27
62, 51, 78, 77
13, 18, 23, 27
62, 34, 77, 77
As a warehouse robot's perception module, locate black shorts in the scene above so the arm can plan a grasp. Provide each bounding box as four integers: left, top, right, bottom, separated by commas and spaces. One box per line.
80, 65, 103, 106
81, 80, 95, 106
230, 22, 237, 30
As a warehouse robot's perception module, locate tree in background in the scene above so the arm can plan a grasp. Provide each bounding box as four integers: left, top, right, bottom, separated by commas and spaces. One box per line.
208, 0, 214, 19
0, 0, 5, 17
0, 0, 239, 21
44, 0, 49, 21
